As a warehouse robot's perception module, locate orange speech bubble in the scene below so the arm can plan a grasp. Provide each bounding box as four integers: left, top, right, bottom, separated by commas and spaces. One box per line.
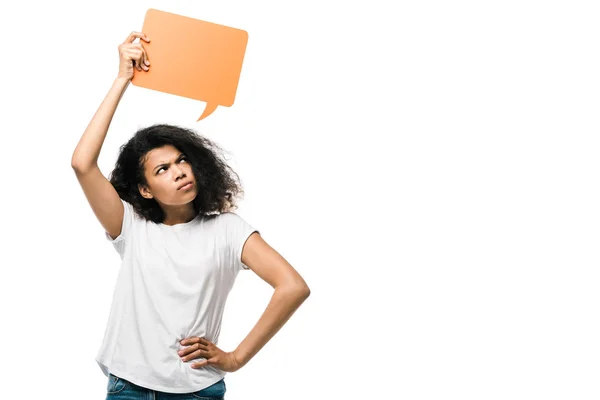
131, 9, 248, 120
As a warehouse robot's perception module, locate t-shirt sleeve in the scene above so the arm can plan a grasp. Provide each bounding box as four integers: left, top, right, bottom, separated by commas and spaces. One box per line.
104, 199, 135, 254
223, 212, 260, 272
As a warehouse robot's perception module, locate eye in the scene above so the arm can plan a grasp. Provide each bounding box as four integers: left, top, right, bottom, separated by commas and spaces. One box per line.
156, 157, 186, 175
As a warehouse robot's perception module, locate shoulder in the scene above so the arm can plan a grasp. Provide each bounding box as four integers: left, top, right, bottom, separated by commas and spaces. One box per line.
207, 211, 244, 223
204, 212, 256, 237
121, 199, 145, 222
200, 211, 238, 228
218, 211, 242, 220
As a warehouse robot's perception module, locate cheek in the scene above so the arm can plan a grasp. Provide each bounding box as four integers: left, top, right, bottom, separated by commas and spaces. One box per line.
157, 180, 173, 195
147, 176, 167, 194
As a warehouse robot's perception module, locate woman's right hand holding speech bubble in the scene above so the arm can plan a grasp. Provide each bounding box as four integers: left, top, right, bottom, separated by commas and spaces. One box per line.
117, 31, 151, 81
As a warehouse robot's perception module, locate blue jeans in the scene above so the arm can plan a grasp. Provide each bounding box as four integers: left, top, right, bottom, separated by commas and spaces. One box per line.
106, 373, 226, 400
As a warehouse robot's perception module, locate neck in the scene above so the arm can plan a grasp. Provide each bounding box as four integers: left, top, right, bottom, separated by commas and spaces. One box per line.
161, 205, 197, 226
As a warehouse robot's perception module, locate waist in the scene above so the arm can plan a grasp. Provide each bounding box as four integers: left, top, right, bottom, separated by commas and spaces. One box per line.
109, 373, 226, 396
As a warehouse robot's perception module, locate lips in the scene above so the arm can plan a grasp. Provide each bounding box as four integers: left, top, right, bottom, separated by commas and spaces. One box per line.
177, 182, 193, 190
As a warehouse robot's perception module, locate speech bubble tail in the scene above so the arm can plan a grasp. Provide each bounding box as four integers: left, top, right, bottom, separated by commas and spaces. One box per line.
198, 103, 218, 121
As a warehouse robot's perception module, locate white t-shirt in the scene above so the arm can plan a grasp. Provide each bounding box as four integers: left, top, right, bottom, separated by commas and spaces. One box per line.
95, 199, 259, 393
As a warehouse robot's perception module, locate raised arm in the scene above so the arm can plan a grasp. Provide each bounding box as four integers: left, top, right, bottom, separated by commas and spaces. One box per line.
71, 31, 150, 239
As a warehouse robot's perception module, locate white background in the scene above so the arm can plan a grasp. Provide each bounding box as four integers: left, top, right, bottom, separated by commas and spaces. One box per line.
1, 0, 599, 399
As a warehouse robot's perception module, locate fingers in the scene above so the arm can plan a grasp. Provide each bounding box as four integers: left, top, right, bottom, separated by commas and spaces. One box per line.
120, 31, 150, 72
181, 337, 212, 346
128, 50, 143, 71
179, 341, 209, 357
133, 46, 148, 71
181, 349, 209, 362
122, 50, 137, 71
141, 46, 150, 70
123, 31, 150, 44
121, 45, 149, 71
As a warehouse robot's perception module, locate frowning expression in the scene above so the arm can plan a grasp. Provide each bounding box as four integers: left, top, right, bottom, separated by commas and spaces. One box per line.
138, 144, 198, 205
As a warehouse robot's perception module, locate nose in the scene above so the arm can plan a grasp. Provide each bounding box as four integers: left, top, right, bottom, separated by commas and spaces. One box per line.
173, 165, 185, 179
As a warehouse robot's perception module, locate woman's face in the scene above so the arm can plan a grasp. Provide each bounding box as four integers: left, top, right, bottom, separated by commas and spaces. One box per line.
138, 145, 198, 206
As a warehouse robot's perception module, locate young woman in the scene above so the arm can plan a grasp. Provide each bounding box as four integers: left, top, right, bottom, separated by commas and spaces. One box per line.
71, 31, 310, 400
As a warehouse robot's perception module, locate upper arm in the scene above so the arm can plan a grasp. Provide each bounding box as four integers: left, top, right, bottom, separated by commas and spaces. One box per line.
72, 165, 124, 240
241, 233, 310, 294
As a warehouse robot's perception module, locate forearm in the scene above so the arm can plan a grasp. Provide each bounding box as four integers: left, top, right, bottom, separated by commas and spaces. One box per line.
233, 284, 310, 368
71, 77, 130, 171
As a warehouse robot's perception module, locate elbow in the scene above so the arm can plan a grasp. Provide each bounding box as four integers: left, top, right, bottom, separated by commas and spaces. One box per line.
295, 283, 311, 299
71, 158, 95, 174
71, 157, 84, 171
71, 151, 84, 169
278, 282, 310, 299
302, 285, 311, 298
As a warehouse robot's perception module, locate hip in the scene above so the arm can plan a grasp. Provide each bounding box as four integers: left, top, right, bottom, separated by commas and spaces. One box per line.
106, 373, 226, 400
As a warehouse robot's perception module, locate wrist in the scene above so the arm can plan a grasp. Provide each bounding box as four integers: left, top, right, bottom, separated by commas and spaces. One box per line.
114, 76, 131, 87
231, 349, 246, 370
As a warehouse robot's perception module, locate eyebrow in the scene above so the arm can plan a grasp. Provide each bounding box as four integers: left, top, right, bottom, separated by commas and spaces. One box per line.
153, 153, 185, 172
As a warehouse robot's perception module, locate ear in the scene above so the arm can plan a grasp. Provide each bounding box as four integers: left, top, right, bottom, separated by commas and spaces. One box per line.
138, 184, 153, 199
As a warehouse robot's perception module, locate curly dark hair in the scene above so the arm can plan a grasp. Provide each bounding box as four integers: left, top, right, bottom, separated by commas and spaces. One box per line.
108, 123, 244, 223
